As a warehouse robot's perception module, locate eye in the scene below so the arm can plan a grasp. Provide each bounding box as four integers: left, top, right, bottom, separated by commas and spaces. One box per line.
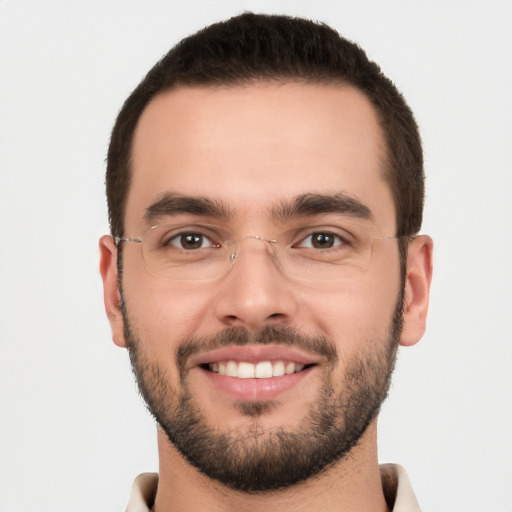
168, 232, 215, 250
297, 232, 345, 249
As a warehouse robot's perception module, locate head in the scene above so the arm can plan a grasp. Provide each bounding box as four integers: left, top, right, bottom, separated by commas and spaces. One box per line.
100, 13, 432, 493
106, 12, 424, 246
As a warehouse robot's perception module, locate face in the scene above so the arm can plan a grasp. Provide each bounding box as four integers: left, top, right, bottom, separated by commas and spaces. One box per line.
102, 82, 424, 491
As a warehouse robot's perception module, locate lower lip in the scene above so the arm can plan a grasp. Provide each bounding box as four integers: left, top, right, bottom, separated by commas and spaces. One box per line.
198, 366, 315, 401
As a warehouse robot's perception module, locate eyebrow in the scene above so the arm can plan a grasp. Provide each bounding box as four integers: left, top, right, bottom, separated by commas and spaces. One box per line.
271, 193, 373, 223
144, 193, 234, 224
143, 191, 373, 225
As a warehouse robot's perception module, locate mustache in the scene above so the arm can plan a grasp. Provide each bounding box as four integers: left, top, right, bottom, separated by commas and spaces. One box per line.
176, 325, 338, 379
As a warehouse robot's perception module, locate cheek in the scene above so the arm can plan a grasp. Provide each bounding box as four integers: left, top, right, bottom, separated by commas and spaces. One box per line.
301, 272, 401, 359
121, 257, 214, 352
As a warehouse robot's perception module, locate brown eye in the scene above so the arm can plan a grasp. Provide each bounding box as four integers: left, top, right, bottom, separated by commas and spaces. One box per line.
170, 233, 212, 250
311, 233, 335, 248
299, 232, 343, 249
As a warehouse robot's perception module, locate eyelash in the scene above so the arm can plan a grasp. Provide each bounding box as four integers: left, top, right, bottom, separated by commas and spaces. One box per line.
165, 232, 218, 250
163, 229, 350, 251
294, 232, 347, 250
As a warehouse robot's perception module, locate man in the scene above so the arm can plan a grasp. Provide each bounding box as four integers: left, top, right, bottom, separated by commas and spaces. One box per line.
100, 12, 432, 512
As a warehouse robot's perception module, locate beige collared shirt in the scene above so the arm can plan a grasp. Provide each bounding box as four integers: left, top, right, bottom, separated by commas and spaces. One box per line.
125, 463, 421, 511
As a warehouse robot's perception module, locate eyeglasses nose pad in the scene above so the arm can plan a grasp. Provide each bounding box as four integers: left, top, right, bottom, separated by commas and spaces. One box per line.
228, 234, 280, 267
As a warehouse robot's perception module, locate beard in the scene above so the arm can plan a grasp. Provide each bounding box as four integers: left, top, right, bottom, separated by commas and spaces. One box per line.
121, 289, 404, 493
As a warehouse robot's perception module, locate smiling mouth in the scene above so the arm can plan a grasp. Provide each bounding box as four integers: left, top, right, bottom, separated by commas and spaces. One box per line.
202, 360, 315, 379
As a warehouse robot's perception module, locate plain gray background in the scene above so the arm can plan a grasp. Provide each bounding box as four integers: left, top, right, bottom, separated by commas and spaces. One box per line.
1, 1, 511, 511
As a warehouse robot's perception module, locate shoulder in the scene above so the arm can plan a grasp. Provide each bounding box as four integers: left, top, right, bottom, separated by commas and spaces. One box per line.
125, 472, 159, 512
380, 463, 422, 512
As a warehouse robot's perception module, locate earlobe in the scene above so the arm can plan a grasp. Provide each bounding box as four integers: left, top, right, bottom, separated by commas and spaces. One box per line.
99, 235, 127, 348
400, 235, 433, 347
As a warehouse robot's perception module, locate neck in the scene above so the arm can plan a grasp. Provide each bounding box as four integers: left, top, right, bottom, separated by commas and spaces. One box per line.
153, 423, 389, 512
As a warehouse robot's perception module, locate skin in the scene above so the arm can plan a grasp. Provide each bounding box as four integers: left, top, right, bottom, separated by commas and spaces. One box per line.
100, 82, 433, 512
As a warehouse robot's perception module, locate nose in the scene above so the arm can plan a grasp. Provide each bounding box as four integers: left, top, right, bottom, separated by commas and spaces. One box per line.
214, 236, 299, 330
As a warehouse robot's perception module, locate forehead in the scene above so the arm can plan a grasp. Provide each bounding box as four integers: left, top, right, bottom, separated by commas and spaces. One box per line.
127, 82, 394, 232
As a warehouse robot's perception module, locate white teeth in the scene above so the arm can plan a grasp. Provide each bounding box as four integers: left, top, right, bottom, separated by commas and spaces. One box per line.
272, 360, 285, 376
255, 361, 273, 379
237, 361, 255, 379
285, 362, 295, 375
210, 360, 308, 378
226, 361, 238, 377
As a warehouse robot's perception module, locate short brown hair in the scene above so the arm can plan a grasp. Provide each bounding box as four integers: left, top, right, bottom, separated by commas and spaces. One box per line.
107, 13, 423, 242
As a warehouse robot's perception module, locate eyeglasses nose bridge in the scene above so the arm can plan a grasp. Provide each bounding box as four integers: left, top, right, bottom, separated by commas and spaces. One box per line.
229, 234, 279, 263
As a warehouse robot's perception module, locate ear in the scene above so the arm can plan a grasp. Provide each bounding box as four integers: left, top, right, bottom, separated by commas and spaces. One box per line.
99, 235, 127, 348
400, 235, 433, 347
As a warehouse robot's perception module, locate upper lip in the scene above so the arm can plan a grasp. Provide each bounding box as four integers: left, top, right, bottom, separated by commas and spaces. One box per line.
190, 345, 320, 368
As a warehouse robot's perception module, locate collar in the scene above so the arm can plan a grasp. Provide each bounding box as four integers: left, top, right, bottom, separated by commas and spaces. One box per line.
126, 463, 421, 511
